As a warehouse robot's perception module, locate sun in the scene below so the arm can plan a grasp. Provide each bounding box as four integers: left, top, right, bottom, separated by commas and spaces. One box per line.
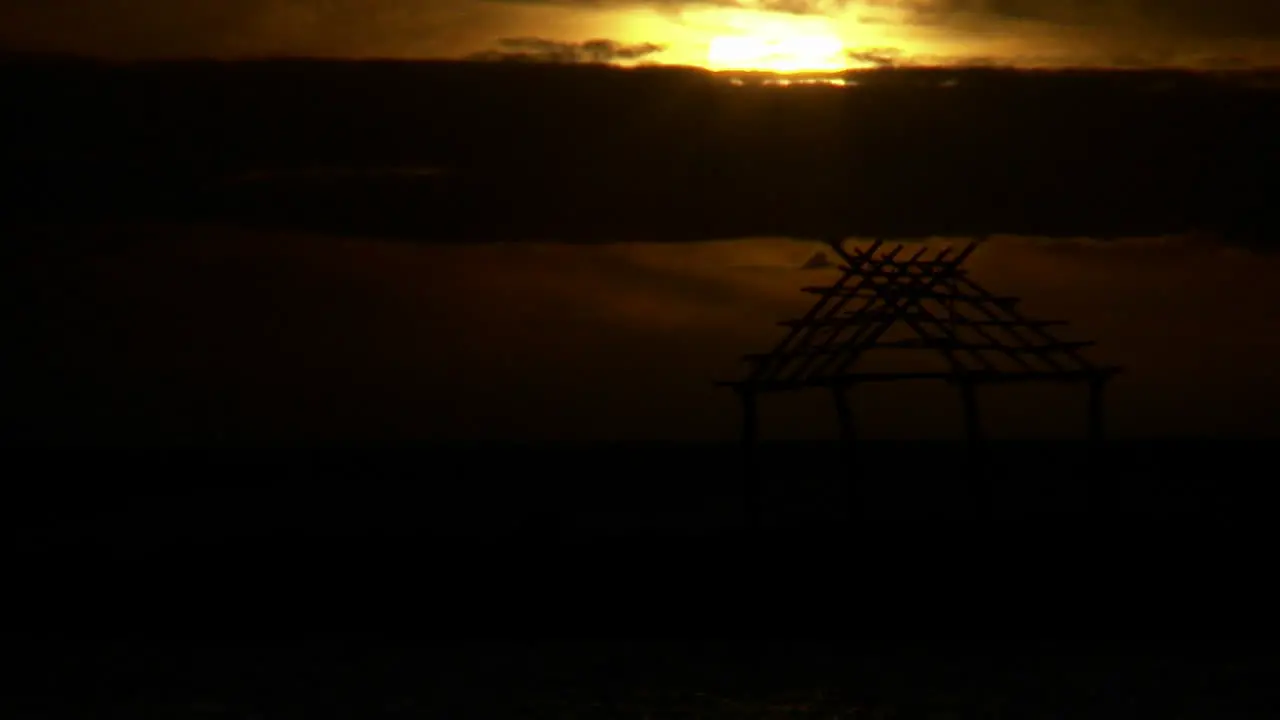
704, 11, 848, 73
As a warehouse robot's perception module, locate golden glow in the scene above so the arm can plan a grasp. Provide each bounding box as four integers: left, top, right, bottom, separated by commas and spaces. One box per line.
719, 77, 851, 88
760, 77, 849, 87
607, 5, 944, 73
703, 11, 848, 73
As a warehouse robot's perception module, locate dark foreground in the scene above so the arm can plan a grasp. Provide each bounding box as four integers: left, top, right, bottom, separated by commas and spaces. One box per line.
6, 640, 1276, 720
10, 440, 1274, 628
9, 443, 1275, 719
8, 439, 1268, 538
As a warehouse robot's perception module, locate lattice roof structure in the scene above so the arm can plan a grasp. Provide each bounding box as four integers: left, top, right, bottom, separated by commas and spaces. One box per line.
719, 238, 1121, 394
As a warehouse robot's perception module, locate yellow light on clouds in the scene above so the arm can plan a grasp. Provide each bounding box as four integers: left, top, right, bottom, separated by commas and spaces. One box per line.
704, 11, 848, 73
607, 5, 934, 73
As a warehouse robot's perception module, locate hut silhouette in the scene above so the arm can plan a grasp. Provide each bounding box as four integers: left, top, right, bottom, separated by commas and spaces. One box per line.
718, 237, 1121, 527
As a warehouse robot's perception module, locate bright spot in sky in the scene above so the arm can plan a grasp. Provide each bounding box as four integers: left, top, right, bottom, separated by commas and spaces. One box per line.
704, 11, 848, 72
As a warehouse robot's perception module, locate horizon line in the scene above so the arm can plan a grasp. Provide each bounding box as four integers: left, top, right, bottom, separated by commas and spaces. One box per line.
5, 50, 1280, 77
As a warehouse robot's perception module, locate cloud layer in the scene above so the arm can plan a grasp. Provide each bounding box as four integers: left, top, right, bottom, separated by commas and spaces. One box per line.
2, 0, 1278, 67
11, 227, 1280, 442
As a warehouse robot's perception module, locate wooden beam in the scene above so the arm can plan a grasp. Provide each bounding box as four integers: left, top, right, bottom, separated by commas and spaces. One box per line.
744, 339, 1096, 362
898, 311, 996, 374
955, 276, 1078, 339
871, 339, 1097, 353
746, 241, 904, 382
800, 287, 1021, 307
827, 239, 980, 271
1088, 375, 1108, 444
832, 385, 855, 445
959, 379, 992, 512
804, 253, 984, 380
765, 246, 933, 384
739, 389, 762, 530
776, 315, 1067, 329
718, 372, 959, 388
798, 251, 967, 379
914, 318, 1068, 329
777, 310, 925, 326
960, 380, 984, 446
837, 262, 969, 273
831, 384, 861, 521
744, 347, 850, 361
717, 367, 1122, 392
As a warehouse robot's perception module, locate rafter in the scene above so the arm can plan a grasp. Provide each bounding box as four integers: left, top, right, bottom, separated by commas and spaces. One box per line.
718, 366, 1120, 393
731, 237, 1117, 390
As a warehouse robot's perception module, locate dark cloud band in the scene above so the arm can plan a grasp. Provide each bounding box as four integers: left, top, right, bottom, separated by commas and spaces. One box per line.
482, 0, 1280, 40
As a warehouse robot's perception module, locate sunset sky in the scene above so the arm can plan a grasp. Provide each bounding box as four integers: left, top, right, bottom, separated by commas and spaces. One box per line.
15, 227, 1280, 443
3, 0, 1280, 70
5, 1, 1280, 446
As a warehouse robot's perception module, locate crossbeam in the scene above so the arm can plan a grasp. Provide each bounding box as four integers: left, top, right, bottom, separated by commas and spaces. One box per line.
745, 338, 1093, 365
872, 338, 1096, 352
744, 239, 895, 380
791, 246, 976, 381
778, 317, 1068, 329
746, 243, 921, 383
720, 366, 1121, 392
801, 286, 1020, 308
837, 261, 967, 272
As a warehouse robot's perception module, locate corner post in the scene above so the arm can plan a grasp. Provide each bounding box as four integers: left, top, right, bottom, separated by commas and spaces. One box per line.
1087, 374, 1108, 444
831, 382, 859, 519
1085, 374, 1111, 486
959, 379, 983, 449
958, 379, 989, 512
739, 387, 762, 530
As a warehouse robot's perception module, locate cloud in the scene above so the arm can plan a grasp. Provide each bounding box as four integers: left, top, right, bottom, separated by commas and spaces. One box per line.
4, 0, 1279, 69
487, 0, 860, 17
846, 46, 905, 67
471, 0, 1280, 68
0, 0, 478, 58
799, 250, 837, 269
482, 0, 1280, 43
468, 36, 666, 62
888, 0, 1280, 41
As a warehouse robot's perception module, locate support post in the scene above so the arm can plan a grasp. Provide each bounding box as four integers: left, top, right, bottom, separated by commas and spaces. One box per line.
958, 379, 990, 513
1086, 375, 1109, 487
739, 388, 762, 530
1087, 375, 1108, 444
959, 380, 983, 449
946, 267, 958, 336
831, 383, 859, 520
